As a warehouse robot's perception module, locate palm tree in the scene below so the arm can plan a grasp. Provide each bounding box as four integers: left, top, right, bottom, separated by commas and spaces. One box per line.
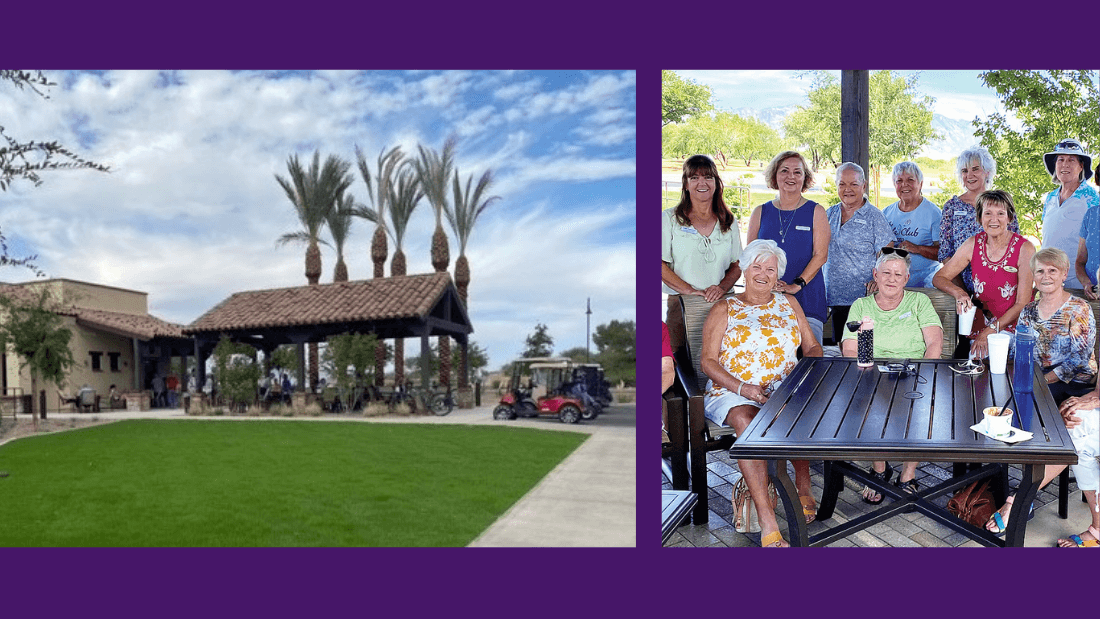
326, 190, 355, 283
386, 166, 424, 386
415, 136, 457, 389
447, 168, 499, 391
276, 150, 353, 391
354, 145, 405, 384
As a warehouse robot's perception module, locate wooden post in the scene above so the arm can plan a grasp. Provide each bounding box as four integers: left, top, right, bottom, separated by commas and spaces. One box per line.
841, 70, 870, 179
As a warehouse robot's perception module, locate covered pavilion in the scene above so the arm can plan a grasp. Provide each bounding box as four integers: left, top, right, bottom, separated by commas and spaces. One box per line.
183, 272, 473, 394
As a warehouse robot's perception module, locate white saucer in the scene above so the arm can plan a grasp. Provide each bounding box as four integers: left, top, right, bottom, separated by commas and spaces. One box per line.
970, 421, 1033, 443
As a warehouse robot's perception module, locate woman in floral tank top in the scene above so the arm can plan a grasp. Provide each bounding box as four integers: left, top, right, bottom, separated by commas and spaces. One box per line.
934, 190, 1036, 359
701, 239, 822, 547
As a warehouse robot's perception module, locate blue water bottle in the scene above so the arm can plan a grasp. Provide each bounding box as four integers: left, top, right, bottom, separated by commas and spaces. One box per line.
1013, 324, 1037, 431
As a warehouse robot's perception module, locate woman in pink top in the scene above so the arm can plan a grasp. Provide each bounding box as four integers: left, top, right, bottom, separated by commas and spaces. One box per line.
934, 190, 1036, 359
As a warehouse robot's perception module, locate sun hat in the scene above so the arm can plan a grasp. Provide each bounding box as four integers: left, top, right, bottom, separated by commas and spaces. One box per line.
1044, 138, 1094, 181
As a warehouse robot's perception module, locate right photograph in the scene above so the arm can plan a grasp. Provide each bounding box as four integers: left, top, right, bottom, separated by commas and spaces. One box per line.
661, 70, 1100, 548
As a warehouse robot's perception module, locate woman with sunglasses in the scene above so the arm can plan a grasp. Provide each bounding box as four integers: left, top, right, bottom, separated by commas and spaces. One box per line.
933, 190, 1036, 360
662, 155, 744, 341
841, 247, 943, 501
823, 162, 898, 344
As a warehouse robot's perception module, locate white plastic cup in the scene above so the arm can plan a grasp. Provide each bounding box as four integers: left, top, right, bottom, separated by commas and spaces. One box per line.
958, 305, 977, 336
987, 333, 1011, 374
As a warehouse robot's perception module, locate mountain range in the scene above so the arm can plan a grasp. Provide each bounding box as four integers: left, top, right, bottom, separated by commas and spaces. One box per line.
731, 106, 982, 161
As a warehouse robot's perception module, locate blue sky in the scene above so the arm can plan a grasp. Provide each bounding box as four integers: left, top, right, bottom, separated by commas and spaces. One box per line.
0, 70, 637, 371
673, 70, 1011, 122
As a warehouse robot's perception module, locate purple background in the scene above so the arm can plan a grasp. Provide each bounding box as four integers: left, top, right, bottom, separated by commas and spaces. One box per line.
4, 2, 1085, 615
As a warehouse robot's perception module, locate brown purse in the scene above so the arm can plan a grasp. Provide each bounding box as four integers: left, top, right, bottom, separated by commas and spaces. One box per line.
946, 478, 996, 527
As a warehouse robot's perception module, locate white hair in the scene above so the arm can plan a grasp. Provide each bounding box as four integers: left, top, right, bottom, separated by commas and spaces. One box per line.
874, 252, 911, 274
740, 238, 787, 279
956, 147, 997, 189
891, 161, 924, 184
835, 162, 866, 187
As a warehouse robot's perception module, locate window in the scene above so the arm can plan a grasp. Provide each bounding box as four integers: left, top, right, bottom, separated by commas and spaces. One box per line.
89, 351, 102, 372
108, 352, 121, 372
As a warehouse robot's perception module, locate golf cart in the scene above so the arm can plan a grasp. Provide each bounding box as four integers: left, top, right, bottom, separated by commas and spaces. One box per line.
573, 364, 613, 408
493, 357, 589, 424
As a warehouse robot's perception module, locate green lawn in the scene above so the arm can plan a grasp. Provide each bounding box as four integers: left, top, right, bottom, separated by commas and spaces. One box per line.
0, 420, 587, 547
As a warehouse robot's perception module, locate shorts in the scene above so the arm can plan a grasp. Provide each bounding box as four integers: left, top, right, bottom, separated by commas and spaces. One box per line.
703, 389, 759, 427
1069, 408, 1099, 492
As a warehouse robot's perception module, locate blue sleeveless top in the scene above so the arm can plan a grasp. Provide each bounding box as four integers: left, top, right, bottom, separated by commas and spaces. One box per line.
757, 200, 827, 323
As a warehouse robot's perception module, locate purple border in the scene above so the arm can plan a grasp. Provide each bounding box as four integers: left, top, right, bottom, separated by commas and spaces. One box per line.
3, 2, 1089, 614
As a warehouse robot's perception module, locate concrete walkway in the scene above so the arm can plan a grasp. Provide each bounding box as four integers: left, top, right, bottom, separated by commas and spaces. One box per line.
6, 401, 637, 547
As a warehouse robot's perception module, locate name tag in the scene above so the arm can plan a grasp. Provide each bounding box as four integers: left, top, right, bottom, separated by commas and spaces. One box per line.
795, 225, 811, 231
898, 311, 912, 320
680, 226, 698, 234
1005, 266, 1017, 273
955, 209, 970, 217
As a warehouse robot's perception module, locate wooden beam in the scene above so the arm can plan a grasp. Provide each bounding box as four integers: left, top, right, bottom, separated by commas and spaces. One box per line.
841, 70, 870, 177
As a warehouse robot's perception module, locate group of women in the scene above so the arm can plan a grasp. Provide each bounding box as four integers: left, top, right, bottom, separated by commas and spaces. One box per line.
662, 140, 1100, 548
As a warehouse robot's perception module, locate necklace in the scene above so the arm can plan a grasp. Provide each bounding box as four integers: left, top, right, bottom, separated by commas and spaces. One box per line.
775, 201, 799, 243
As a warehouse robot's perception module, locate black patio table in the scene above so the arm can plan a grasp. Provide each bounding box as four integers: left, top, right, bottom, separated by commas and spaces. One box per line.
661, 490, 697, 545
727, 357, 1079, 547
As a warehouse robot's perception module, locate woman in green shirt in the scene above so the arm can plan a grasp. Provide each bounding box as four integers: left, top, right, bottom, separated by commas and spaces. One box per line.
841, 247, 943, 502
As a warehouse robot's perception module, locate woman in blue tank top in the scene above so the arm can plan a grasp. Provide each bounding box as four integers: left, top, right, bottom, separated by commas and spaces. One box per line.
747, 150, 830, 345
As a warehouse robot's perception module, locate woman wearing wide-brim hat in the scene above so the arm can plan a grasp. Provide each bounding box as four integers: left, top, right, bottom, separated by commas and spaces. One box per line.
1040, 138, 1099, 292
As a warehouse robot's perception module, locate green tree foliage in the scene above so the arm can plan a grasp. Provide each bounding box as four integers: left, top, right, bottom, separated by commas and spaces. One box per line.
974, 70, 1100, 237
522, 323, 554, 358
212, 338, 261, 410
662, 112, 783, 169
784, 71, 939, 181
558, 346, 591, 364
0, 287, 75, 422
662, 70, 713, 127
592, 319, 635, 388
322, 333, 383, 410
784, 72, 842, 171
404, 340, 487, 383
270, 345, 300, 375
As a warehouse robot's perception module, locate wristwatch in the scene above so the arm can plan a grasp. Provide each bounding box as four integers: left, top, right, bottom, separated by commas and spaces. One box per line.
792, 277, 806, 289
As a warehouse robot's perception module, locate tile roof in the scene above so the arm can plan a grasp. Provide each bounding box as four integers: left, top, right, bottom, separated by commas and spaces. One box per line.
74, 308, 186, 340
1, 284, 185, 341
185, 272, 459, 334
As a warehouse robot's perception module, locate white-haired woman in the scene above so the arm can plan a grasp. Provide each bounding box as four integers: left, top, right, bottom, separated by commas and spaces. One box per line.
841, 248, 943, 502
823, 162, 897, 343
938, 147, 1019, 357
701, 239, 823, 547
883, 161, 943, 287
1040, 139, 1099, 291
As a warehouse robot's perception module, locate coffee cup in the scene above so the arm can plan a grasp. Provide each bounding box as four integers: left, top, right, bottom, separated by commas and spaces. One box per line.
958, 305, 977, 336
983, 406, 1014, 438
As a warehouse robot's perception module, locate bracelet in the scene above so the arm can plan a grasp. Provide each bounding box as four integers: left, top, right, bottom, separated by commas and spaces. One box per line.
792, 276, 806, 289
737, 382, 744, 397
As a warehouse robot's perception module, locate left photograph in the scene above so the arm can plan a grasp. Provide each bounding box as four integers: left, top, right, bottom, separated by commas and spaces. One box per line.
0, 70, 637, 547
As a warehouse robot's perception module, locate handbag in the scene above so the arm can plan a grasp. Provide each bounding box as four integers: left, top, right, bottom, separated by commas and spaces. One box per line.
946, 478, 996, 528
731, 476, 778, 534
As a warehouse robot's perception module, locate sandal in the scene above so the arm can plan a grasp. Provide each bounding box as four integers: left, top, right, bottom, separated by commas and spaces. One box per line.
985, 498, 1034, 536
1057, 525, 1100, 548
861, 463, 893, 505
800, 495, 817, 524
894, 477, 920, 494
760, 530, 788, 547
